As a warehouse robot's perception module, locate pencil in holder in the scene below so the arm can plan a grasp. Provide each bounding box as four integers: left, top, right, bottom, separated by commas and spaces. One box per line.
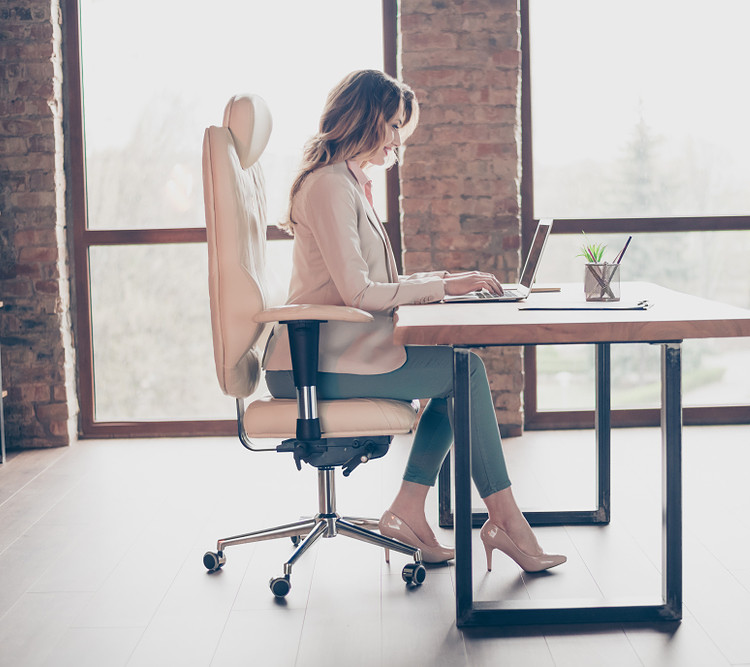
584, 263, 620, 301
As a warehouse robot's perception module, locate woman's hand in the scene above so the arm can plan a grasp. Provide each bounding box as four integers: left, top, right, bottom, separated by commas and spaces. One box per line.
443, 271, 504, 296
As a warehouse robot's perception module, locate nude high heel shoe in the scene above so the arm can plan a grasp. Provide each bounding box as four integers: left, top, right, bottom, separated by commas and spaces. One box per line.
480, 520, 566, 572
378, 511, 455, 564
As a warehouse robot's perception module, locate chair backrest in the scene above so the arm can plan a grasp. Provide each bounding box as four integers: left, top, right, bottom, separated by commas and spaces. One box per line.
202, 94, 274, 398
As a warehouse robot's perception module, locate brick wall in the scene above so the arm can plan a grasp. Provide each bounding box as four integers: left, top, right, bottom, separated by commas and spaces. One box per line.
399, 0, 524, 436
0, 0, 77, 449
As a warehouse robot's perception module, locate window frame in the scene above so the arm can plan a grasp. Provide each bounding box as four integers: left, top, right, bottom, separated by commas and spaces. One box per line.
63, 0, 399, 438
519, 0, 750, 430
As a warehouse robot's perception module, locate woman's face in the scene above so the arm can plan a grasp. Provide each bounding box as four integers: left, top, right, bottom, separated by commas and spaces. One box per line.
362, 106, 405, 167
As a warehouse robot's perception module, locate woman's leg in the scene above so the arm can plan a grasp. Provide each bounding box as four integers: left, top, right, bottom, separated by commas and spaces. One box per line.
267, 346, 511, 497
387, 398, 453, 546
387, 351, 515, 546
266, 346, 459, 488
455, 354, 549, 556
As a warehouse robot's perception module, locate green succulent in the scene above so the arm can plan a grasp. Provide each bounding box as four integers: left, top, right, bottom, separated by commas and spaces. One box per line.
576, 232, 607, 263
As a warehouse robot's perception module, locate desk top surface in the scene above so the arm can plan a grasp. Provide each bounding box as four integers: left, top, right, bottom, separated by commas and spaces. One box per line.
394, 282, 750, 346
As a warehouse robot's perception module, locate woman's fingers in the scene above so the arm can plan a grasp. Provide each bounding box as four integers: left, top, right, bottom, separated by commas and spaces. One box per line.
444, 273, 504, 296
447, 270, 504, 294
485, 274, 505, 295
471, 272, 504, 295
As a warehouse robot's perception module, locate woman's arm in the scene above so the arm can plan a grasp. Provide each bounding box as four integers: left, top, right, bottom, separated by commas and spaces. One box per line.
400, 269, 449, 280
402, 269, 504, 296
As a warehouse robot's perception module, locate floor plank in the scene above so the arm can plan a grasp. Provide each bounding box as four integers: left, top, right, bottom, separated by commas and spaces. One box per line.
543, 626, 642, 667
381, 567, 468, 667
0, 591, 92, 666
42, 627, 144, 667
296, 538, 384, 667
211, 609, 306, 667
625, 610, 731, 667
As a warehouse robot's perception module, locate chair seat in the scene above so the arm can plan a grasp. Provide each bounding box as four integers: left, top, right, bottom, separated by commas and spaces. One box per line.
244, 396, 419, 439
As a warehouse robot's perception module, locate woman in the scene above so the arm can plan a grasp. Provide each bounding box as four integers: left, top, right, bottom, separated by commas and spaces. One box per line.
263, 70, 565, 572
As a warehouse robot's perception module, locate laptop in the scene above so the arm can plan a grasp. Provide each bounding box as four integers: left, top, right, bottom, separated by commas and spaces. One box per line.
443, 218, 553, 302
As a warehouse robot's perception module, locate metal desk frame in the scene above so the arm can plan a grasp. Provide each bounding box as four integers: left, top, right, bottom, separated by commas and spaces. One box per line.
444, 341, 682, 627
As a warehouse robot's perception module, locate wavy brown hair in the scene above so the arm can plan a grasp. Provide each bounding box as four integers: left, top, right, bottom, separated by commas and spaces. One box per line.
280, 70, 419, 234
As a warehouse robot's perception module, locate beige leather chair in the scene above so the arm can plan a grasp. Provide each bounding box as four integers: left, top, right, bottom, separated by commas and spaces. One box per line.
201, 94, 426, 597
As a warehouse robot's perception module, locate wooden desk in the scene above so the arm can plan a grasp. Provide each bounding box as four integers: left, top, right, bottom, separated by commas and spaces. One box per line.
394, 282, 750, 627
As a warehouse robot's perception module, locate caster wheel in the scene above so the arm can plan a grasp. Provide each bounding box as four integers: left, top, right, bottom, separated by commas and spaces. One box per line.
203, 551, 226, 573
402, 562, 426, 586
290, 535, 302, 546
270, 575, 291, 597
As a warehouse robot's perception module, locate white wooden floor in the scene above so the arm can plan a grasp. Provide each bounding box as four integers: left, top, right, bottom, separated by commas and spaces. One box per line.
1, 423, 749, 666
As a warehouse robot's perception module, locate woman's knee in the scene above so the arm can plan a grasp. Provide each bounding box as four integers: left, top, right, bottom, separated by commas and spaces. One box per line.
467, 351, 494, 397
469, 351, 487, 375
424, 396, 449, 416
265, 370, 296, 399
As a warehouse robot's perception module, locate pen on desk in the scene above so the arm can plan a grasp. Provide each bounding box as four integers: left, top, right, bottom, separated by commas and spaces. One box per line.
614, 236, 632, 264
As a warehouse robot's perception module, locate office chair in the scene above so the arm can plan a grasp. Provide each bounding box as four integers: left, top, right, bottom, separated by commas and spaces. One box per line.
201, 94, 426, 597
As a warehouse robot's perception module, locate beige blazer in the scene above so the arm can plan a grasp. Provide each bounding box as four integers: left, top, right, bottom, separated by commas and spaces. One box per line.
263, 161, 446, 375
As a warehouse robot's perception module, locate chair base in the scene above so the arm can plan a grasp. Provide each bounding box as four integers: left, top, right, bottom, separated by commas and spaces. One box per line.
203, 467, 426, 596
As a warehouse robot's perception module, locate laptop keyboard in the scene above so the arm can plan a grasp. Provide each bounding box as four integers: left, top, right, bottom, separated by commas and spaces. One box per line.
476, 288, 519, 299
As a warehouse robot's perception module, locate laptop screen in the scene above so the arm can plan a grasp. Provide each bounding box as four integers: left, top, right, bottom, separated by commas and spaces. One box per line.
519, 219, 553, 288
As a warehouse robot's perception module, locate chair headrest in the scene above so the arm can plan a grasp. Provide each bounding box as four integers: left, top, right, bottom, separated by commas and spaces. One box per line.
222, 94, 273, 169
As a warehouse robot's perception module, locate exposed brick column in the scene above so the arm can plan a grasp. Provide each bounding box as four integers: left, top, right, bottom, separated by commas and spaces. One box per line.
0, 0, 77, 449
399, 0, 524, 436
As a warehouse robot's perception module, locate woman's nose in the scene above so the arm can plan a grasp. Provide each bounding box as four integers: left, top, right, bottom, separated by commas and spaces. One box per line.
392, 127, 402, 146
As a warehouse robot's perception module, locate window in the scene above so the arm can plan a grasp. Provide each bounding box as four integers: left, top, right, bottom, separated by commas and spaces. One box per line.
65, 0, 396, 436
522, 0, 750, 428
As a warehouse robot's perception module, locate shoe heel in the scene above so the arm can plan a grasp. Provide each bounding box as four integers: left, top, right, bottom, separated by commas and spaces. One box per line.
479, 519, 567, 573
484, 543, 494, 571
384, 547, 390, 563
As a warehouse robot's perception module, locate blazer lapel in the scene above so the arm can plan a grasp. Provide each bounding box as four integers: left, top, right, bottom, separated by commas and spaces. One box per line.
344, 161, 399, 282
364, 205, 398, 282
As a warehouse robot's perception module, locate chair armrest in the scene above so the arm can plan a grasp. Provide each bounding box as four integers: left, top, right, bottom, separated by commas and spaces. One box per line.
255, 304, 373, 324
254, 303, 371, 443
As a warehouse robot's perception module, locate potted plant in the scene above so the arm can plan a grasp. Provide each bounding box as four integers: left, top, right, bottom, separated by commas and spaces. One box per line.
577, 233, 620, 301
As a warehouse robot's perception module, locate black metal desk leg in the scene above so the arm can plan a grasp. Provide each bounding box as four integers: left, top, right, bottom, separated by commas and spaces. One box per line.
444, 341, 684, 627
595, 343, 612, 523
437, 450, 452, 528
661, 342, 683, 620
453, 348, 473, 624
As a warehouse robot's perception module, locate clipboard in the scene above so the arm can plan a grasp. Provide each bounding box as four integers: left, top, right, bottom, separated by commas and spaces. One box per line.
519, 299, 654, 311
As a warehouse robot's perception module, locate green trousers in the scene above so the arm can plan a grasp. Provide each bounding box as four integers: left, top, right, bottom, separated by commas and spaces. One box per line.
265, 345, 511, 499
